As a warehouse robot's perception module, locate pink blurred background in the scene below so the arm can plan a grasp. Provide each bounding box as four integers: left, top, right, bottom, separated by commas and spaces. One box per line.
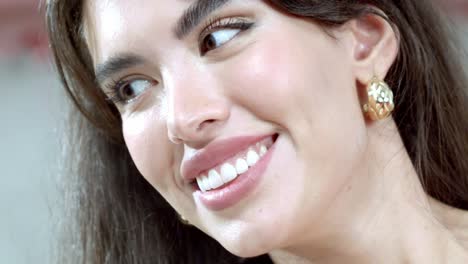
0, 0, 47, 58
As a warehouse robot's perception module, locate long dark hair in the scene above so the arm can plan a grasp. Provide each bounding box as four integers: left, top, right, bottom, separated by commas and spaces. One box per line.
46, 0, 468, 263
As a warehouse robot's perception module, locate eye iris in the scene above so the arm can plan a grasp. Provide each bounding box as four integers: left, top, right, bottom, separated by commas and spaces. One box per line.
122, 85, 135, 98
123, 86, 135, 97
204, 35, 218, 52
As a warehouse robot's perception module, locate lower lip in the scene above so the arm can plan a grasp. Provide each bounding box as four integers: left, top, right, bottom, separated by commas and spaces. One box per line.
194, 137, 277, 211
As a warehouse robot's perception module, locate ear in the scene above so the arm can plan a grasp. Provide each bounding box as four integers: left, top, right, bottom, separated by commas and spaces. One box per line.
344, 12, 399, 84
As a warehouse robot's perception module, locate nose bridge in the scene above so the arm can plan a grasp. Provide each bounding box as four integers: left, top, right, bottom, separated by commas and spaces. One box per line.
165, 64, 229, 146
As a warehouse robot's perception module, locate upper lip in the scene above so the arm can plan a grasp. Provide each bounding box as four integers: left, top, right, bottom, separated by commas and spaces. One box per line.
181, 134, 274, 183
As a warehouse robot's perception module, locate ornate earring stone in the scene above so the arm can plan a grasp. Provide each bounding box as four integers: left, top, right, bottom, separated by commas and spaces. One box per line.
363, 77, 395, 121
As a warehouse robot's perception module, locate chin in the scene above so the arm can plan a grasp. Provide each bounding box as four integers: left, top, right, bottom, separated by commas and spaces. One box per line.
211, 220, 286, 258
222, 239, 273, 258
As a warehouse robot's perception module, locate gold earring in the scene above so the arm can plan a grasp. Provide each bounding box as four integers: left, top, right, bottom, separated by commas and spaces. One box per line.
178, 213, 191, 225
362, 77, 395, 121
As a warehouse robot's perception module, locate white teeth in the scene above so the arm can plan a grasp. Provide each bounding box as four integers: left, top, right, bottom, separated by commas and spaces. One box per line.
196, 176, 207, 192
259, 145, 267, 157
220, 163, 237, 183
235, 158, 248, 174
208, 169, 224, 189
202, 175, 210, 191
195, 137, 275, 192
198, 175, 210, 192
246, 149, 260, 166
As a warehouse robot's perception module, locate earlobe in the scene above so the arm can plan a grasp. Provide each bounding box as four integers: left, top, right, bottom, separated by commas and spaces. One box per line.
347, 12, 399, 81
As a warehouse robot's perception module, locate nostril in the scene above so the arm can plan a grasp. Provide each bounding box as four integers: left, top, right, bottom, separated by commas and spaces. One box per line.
197, 119, 217, 131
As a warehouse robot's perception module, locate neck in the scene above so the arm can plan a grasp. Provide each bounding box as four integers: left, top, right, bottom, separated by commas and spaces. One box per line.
270, 120, 468, 264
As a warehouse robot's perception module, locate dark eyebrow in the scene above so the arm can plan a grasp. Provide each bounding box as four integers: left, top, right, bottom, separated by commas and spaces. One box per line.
174, 0, 232, 39
95, 54, 146, 84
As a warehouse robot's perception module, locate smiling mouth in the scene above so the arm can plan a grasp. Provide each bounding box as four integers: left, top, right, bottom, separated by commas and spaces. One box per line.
191, 134, 278, 192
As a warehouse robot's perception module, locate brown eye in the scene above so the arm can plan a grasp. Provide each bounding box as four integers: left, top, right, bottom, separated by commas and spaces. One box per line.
200, 28, 241, 55
117, 79, 153, 102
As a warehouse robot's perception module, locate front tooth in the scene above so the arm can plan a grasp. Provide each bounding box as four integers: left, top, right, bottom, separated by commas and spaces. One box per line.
201, 175, 210, 191
246, 149, 260, 166
220, 163, 237, 183
196, 176, 207, 192
208, 169, 224, 189
235, 158, 248, 174
259, 145, 267, 156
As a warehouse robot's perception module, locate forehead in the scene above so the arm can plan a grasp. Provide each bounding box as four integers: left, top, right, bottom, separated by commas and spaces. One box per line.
83, 0, 190, 65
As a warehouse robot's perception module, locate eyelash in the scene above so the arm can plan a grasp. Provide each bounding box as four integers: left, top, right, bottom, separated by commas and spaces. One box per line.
103, 79, 126, 104
103, 77, 154, 105
198, 16, 254, 55
104, 17, 254, 105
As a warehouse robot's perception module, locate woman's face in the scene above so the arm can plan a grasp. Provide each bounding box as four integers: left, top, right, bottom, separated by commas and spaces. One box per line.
85, 0, 369, 257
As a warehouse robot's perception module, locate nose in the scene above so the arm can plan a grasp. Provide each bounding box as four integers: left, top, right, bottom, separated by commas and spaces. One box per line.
166, 71, 230, 149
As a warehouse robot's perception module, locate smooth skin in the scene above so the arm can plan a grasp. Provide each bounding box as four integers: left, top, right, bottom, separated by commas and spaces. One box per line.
84, 0, 468, 263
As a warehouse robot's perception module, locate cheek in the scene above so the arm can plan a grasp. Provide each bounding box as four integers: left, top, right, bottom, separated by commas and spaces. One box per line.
218, 41, 301, 129
217, 24, 368, 218
220, 28, 361, 137
122, 111, 175, 191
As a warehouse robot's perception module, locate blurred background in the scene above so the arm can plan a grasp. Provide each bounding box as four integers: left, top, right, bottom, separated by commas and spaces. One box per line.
0, 1, 467, 263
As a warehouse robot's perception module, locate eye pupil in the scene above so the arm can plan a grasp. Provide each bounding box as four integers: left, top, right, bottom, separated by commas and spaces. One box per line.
122, 86, 134, 98
204, 35, 217, 51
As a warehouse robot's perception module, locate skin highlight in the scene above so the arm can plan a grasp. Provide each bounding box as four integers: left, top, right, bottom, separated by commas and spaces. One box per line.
46, 0, 468, 263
